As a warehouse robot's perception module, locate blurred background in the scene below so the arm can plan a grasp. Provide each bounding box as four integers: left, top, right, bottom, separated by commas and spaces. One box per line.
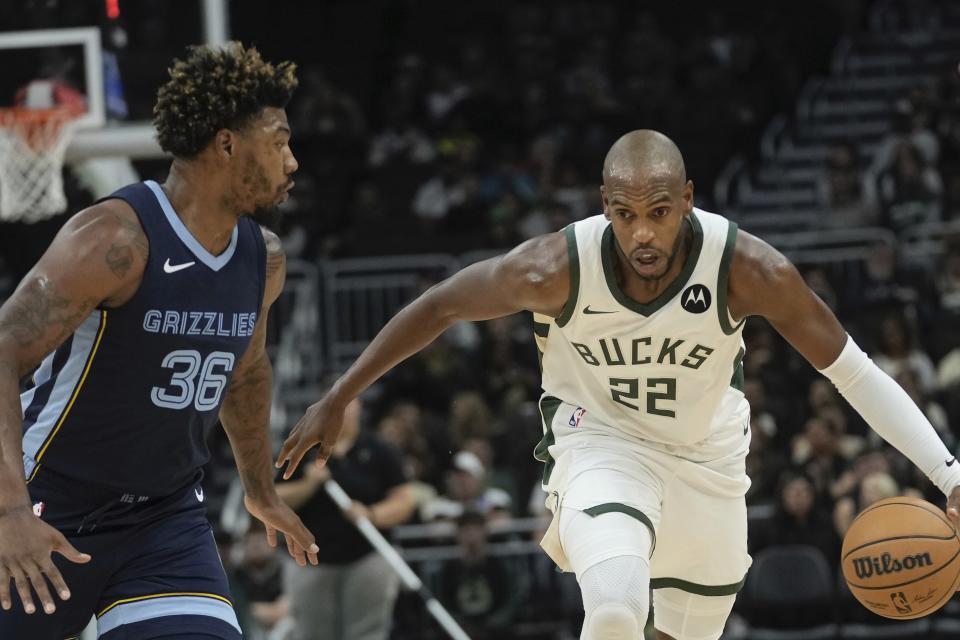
1, 0, 959, 638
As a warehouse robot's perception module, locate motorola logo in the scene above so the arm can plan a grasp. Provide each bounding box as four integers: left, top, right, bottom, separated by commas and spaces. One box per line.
681, 284, 711, 314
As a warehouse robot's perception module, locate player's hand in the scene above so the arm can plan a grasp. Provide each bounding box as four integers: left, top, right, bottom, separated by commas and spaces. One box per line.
276, 394, 346, 480
243, 495, 319, 567
946, 485, 960, 533
0, 504, 90, 615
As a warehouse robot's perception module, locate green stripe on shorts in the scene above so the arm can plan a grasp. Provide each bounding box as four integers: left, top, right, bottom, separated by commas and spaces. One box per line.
583, 502, 657, 554
650, 575, 746, 596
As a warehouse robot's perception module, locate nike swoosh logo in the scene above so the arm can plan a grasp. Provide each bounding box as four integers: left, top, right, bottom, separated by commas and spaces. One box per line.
947, 457, 957, 467
164, 258, 196, 273
195, 487, 204, 502
583, 306, 617, 315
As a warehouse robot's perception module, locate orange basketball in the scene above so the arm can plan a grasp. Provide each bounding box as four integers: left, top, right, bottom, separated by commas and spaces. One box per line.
841, 496, 960, 619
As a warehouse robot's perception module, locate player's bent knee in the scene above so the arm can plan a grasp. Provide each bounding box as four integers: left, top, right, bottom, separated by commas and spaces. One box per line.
584, 601, 641, 639
579, 554, 651, 639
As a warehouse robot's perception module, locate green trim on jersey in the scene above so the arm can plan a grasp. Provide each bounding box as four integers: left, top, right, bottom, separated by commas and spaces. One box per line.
600, 213, 704, 317
533, 318, 550, 371
555, 225, 580, 328
650, 575, 746, 596
533, 320, 550, 338
730, 347, 745, 391
583, 502, 657, 554
717, 221, 746, 335
534, 395, 563, 484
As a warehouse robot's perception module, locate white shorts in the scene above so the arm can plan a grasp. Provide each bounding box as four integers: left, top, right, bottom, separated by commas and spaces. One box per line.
538, 394, 752, 596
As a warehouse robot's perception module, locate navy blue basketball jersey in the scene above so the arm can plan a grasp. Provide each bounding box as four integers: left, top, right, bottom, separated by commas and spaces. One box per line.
20, 180, 266, 496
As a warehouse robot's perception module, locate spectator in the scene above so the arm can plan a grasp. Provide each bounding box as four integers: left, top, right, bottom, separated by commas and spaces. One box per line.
936, 240, 960, 315
425, 63, 472, 124
290, 67, 366, 144
449, 391, 495, 446
817, 143, 878, 229
872, 312, 939, 395
422, 450, 513, 522
232, 524, 290, 640
744, 377, 778, 444
744, 411, 785, 507
367, 107, 435, 169
375, 413, 439, 514
437, 511, 525, 639
842, 243, 937, 332
551, 160, 596, 221
276, 396, 416, 640
411, 164, 473, 229
830, 448, 891, 510
791, 416, 848, 500
750, 472, 840, 571
834, 471, 901, 538
877, 141, 943, 232
938, 346, 960, 434
930, 240, 960, 358
936, 112, 960, 218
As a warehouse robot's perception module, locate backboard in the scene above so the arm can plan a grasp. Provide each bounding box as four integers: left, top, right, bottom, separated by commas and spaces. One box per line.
0, 27, 104, 131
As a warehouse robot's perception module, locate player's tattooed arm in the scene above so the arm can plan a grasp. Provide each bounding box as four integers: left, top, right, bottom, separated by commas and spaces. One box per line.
0, 201, 146, 376
103, 214, 147, 278
220, 229, 317, 565
220, 228, 285, 503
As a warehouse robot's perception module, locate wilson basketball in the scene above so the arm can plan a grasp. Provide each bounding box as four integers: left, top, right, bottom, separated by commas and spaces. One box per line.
841, 496, 960, 619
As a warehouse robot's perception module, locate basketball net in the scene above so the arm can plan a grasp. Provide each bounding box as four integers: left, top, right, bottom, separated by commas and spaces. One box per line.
0, 106, 80, 222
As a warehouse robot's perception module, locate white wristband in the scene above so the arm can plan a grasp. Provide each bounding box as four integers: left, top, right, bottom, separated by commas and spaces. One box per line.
819, 335, 960, 497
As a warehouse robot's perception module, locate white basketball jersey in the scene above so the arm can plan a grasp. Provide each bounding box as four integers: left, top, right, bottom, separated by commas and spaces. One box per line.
535, 208, 746, 447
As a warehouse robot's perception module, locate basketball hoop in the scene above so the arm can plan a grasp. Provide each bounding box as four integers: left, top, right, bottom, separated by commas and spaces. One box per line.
0, 106, 80, 222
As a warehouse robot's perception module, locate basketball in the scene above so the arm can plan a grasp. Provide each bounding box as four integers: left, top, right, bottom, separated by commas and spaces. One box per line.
841, 496, 960, 619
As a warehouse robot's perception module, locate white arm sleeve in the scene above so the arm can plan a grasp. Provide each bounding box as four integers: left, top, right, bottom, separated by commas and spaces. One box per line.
818, 335, 960, 497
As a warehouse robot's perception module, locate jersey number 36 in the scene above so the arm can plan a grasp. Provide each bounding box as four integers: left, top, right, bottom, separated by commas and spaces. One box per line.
151, 349, 236, 411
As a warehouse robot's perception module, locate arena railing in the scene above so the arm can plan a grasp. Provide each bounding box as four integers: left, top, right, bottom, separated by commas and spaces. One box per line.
900, 220, 960, 269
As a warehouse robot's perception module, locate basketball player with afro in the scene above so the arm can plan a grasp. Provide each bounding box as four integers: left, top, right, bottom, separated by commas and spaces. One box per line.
0, 43, 317, 639
279, 130, 960, 639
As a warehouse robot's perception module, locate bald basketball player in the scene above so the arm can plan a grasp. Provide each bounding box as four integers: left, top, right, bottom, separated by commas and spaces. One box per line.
279, 130, 960, 640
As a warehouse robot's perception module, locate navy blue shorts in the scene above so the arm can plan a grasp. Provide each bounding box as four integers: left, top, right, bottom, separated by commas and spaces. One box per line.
0, 468, 242, 639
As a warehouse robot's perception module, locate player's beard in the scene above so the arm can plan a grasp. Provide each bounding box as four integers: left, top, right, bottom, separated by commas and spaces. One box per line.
242, 159, 286, 228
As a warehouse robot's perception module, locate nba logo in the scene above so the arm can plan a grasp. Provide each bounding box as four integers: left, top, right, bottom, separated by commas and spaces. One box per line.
32, 501, 45, 517
891, 592, 912, 615
569, 407, 586, 428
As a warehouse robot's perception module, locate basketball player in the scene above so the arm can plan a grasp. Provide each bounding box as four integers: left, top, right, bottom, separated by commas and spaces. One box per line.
279, 130, 960, 639
0, 43, 318, 639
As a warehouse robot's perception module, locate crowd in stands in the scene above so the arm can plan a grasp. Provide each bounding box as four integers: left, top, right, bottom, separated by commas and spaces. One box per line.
817, 64, 960, 232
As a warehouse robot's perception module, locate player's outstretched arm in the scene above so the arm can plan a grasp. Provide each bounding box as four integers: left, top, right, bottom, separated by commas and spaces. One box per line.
0, 200, 146, 614
728, 231, 960, 528
220, 229, 319, 566
277, 231, 570, 477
